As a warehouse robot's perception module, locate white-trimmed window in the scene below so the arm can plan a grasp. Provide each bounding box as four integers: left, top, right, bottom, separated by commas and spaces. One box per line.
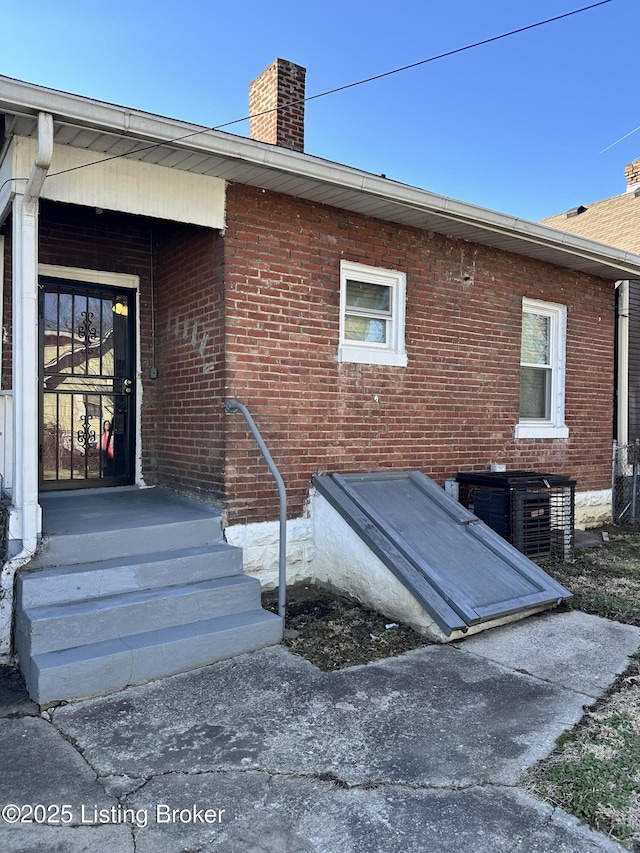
516, 297, 568, 439
339, 261, 407, 367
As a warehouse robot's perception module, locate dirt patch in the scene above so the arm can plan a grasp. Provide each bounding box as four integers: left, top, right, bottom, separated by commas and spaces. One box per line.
262, 583, 431, 670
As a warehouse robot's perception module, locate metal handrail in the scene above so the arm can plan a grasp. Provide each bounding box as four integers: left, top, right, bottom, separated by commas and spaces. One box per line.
224, 400, 287, 621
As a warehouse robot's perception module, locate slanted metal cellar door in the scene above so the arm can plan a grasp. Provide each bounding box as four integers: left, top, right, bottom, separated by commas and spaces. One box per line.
39, 277, 136, 490
330, 471, 570, 630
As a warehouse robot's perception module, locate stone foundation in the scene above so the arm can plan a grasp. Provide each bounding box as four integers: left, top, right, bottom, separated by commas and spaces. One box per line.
574, 489, 612, 529
224, 517, 313, 589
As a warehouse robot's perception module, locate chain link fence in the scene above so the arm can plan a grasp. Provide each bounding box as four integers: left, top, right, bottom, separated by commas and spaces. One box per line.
613, 440, 640, 526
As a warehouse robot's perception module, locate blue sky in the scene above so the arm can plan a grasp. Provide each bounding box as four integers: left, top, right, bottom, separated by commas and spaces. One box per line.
3, 0, 638, 221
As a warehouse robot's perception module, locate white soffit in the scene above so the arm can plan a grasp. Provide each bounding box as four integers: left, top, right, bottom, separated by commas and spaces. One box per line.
3, 77, 640, 280
9, 134, 225, 230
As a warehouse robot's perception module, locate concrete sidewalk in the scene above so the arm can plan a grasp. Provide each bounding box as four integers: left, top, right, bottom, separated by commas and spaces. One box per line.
1, 609, 639, 852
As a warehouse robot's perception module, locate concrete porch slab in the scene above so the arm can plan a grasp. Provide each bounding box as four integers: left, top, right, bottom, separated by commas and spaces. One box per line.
31, 486, 226, 569
39, 486, 221, 537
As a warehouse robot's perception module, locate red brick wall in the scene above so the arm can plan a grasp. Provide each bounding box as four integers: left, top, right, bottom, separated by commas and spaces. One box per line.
2, 194, 616, 523
223, 184, 615, 524
152, 225, 226, 501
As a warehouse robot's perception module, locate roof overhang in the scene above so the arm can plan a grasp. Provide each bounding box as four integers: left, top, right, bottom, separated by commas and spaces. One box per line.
3, 74, 640, 281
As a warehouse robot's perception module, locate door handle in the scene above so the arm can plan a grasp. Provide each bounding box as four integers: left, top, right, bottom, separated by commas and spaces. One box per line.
123, 378, 133, 394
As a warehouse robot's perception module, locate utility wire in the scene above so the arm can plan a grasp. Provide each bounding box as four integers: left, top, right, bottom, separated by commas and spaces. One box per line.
29, 0, 613, 181
600, 124, 640, 155
217, 0, 614, 130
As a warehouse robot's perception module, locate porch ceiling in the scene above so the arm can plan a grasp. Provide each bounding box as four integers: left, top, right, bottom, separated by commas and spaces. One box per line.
3, 77, 640, 282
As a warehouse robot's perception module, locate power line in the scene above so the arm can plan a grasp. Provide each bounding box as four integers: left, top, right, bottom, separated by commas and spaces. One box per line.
600, 124, 640, 155
216, 0, 614, 130
33, 0, 613, 180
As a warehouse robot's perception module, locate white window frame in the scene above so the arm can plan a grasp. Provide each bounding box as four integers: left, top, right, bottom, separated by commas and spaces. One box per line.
515, 297, 568, 439
338, 260, 407, 367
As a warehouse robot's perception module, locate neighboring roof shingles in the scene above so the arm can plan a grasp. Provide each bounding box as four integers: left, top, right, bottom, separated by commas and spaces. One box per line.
541, 191, 640, 255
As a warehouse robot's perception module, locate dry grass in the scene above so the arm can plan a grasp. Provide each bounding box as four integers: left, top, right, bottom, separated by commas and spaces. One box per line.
526, 654, 640, 849
543, 528, 640, 626
528, 528, 640, 850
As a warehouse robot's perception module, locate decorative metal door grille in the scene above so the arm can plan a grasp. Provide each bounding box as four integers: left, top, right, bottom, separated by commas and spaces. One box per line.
39, 279, 135, 489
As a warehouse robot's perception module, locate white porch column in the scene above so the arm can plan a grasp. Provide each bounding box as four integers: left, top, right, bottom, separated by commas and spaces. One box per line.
0, 114, 52, 661
10, 191, 41, 552
10, 112, 53, 553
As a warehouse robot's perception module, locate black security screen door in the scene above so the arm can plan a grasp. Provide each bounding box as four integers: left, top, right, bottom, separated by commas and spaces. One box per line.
39, 278, 136, 490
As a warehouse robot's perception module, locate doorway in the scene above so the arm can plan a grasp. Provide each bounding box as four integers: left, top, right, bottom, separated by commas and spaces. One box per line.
39, 277, 136, 489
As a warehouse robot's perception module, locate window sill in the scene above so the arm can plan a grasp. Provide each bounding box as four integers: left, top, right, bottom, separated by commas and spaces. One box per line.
515, 423, 569, 439
338, 346, 408, 367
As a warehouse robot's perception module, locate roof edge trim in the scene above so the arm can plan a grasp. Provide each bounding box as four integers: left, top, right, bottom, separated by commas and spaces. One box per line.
3, 75, 640, 279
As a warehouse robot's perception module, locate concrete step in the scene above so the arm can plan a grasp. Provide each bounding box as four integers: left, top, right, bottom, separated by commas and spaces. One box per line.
19, 490, 282, 705
27, 609, 283, 705
30, 516, 222, 569
17, 574, 262, 656
17, 543, 243, 608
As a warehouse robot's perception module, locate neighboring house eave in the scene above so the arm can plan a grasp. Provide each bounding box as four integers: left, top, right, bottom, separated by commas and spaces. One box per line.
2, 74, 640, 281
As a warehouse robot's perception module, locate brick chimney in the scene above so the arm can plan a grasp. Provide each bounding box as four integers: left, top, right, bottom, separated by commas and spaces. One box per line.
249, 59, 306, 152
624, 159, 640, 192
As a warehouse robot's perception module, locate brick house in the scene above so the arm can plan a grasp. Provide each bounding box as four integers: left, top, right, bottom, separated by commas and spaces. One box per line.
541, 161, 640, 445
2, 61, 640, 694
